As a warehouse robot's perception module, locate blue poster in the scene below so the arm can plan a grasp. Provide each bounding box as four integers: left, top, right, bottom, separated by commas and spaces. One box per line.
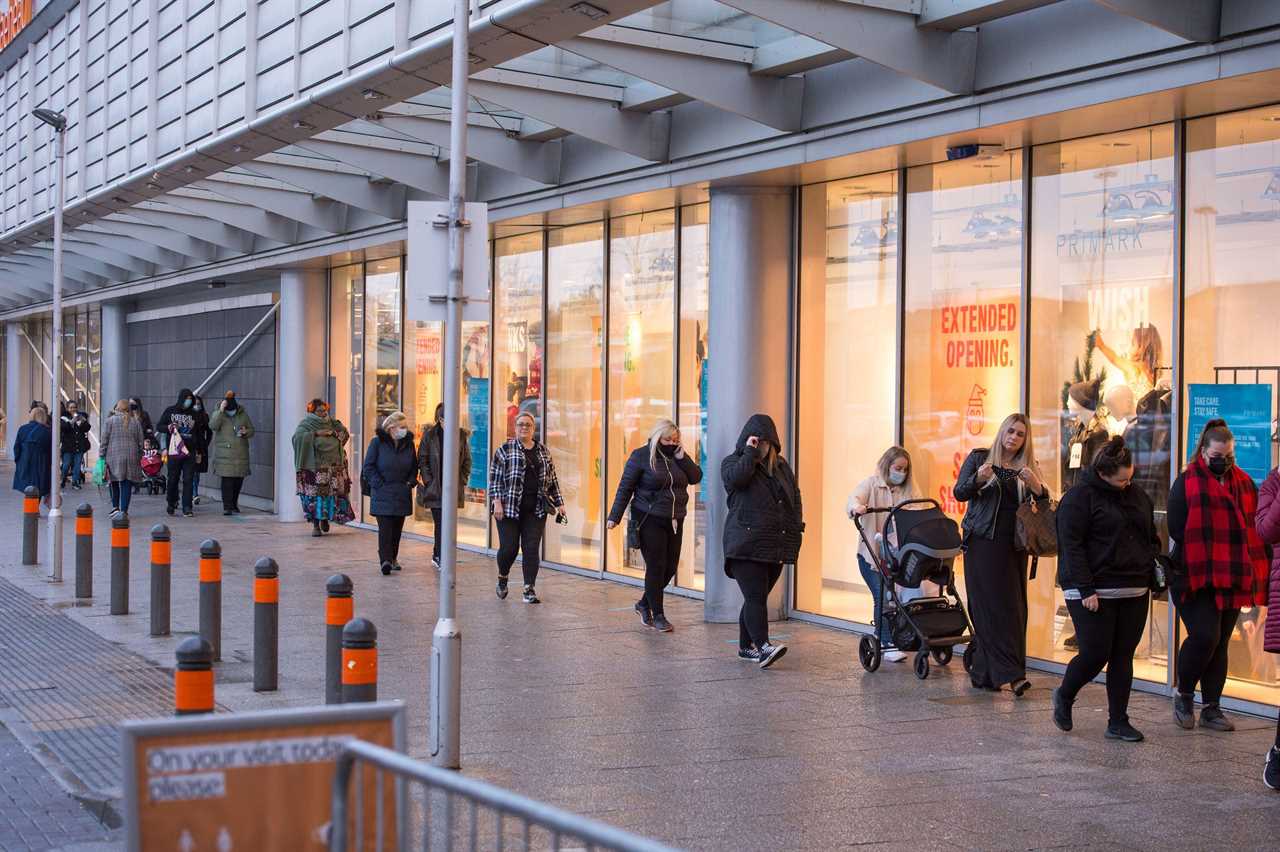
467, 377, 490, 490
1186, 384, 1273, 484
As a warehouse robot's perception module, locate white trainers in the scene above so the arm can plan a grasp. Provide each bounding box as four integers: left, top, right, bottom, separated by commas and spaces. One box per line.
883, 649, 907, 663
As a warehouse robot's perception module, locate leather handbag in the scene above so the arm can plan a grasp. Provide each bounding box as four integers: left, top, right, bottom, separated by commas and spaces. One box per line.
1016, 496, 1058, 579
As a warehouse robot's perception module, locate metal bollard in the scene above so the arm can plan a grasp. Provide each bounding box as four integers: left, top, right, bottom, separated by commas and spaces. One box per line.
341, 618, 377, 704
75, 503, 93, 599
110, 515, 130, 615
21, 486, 38, 565
198, 539, 222, 661
174, 637, 214, 716
253, 557, 279, 692
325, 574, 354, 705
150, 524, 171, 637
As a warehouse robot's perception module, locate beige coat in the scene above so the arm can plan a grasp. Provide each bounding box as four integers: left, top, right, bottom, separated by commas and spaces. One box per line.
846, 474, 919, 562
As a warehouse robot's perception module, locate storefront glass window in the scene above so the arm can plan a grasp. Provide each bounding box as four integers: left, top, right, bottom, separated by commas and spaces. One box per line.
329, 264, 363, 499
1029, 126, 1175, 685
363, 258, 402, 516
1186, 107, 1280, 705
796, 171, 900, 622
677, 203, 710, 591
544, 224, 605, 569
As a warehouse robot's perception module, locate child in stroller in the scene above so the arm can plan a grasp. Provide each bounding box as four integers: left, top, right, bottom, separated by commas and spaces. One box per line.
140, 437, 166, 495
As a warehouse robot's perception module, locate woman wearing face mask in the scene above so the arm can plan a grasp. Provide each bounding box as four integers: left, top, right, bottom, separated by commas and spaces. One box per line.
156, 388, 200, 517
362, 411, 418, 576
1051, 436, 1158, 742
1167, 419, 1269, 732
607, 419, 703, 633
417, 403, 472, 569
490, 412, 566, 604
190, 394, 213, 507
209, 391, 254, 515
847, 446, 920, 663
292, 399, 355, 537
954, 412, 1049, 696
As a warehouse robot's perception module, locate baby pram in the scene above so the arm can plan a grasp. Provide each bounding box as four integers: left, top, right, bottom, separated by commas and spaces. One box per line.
140, 444, 166, 495
853, 498, 975, 680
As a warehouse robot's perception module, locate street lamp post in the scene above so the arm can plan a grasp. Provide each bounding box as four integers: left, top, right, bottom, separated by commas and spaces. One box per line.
33, 107, 67, 583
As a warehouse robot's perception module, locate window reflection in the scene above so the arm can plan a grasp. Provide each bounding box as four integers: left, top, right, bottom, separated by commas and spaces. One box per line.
678, 203, 710, 591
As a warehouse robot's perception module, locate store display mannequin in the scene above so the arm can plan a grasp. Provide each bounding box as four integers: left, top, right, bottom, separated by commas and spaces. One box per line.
1062, 379, 1109, 491
1104, 383, 1136, 437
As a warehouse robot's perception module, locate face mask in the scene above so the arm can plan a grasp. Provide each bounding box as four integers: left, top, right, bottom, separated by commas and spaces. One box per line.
226, 403, 238, 413
659, 443, 677, 457
888, 469, 907, 486
129, 403, 139, 411
1207, 457, 1229, 476
182, 399, 193, 410
194, 404, 203, 412
392, 427, 408, 440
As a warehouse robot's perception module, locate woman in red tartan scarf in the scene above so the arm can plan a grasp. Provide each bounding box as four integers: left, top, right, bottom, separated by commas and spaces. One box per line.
1167, 419, 1269, 733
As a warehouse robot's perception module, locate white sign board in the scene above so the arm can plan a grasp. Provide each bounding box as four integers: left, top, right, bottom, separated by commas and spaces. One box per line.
406, 200, 490, 323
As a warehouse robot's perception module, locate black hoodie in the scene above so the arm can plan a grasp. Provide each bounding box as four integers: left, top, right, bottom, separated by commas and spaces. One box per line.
720, 413, 804, 569
1055, 467, 1159, 598
156, 388, 198, 452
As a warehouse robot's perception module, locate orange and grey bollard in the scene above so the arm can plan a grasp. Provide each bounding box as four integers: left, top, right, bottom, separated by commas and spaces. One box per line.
22, 486, 39, 565
341, 617, 377, 703
75, 503, 93, 599
198, 539, 222, 661
150, 524, 171, 637
110, 515, 130, 615
253, 557, 279, 692
325, 574, 354, 705
174, 637, 214, 716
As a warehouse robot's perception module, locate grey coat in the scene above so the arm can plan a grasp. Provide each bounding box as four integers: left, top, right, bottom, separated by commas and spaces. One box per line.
100, 413, 145, 484
208, 407, 255, 478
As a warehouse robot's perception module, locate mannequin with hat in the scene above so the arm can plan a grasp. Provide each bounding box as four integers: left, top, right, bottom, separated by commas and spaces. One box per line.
1062, 378, 1110, 491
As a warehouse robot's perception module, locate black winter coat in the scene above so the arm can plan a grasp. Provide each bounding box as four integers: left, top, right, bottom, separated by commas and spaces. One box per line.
1055, 468, 1159, 598
608, 444, 703, 525
59, 413, 92, 454
720, 414, 803, 571
362, 428, 418, 517
417, 424, 472, 510
954, 448, 1049, 541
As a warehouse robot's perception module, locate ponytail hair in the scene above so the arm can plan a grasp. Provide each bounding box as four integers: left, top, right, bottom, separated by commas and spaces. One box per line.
1092, 435, 1132, 477
1190, 418, 1233, 467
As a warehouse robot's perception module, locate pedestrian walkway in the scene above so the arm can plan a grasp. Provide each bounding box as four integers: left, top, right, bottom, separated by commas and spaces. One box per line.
1, 474, 1279, 850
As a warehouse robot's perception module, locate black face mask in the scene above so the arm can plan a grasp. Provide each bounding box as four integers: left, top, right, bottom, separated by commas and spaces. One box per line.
659, 443, 677, 457
1207, 457, 1230, 477
225, 403, 238, 414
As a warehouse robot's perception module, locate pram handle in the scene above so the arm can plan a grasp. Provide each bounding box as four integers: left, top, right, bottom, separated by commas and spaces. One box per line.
850, 498, 946, 577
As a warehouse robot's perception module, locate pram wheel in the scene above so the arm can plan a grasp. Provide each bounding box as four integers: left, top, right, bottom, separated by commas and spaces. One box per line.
962, 642, 976, 674
858, 635, 882, 673
931, 646, 953, 666
913, 650, 930, 680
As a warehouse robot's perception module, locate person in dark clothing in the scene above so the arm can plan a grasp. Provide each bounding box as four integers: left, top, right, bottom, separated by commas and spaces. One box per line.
721, 413, 803, 669
190, 395, 212, 506
1257, 465, 1280, 789
1167, 419, 1269, 733
1051, 436, 1158, 742
361, 411, 419, 576
416, 402, 472, 569
12, 406, 53, 504
489, 412, 566, 604
59, 400, 92, 489
130, 398, 154, 439
156, 388, 200, 517
955, 412, 1050, 696
608, 419, 703, 633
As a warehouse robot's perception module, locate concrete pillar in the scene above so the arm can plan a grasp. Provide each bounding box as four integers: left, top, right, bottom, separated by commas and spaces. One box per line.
99, 301, 129, 426
704, 186, 795, 623
5, 321, 21, 451
275, 269, 328, 521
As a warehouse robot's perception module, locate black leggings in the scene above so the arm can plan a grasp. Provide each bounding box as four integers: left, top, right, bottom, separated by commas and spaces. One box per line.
1174, 587, 1239, 705
375, 515, 406, 565
496, 514, 546, 587
221, 476, 244, 511
729, 559, 782, 650
1059, 594, 1149, 725
638, 517, 683, 615
430, 508, 443, 561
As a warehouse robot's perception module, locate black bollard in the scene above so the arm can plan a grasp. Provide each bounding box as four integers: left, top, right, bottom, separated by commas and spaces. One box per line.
75, 503, 93, 599
110, 515, 130, 615
22, 486, 38, 565
341, 617, 377, 704
150, 524, 171, 637
198, 539, 222, 661
325, 574, 353, 705
253, 557, 279, 692
174, 637, 214, 716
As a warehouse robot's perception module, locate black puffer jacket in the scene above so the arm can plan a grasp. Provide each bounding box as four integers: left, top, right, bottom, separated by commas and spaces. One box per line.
608, 444, 703, 525
1055, 467, 1159, 598
720, 414, 803, 570
362, 428, 418, 517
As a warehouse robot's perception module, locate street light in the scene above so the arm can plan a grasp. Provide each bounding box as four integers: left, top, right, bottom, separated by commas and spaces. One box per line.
33, 106, 66, 583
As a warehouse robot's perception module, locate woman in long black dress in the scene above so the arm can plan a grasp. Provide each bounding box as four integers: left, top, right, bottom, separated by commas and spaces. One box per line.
954, 412, 1050, 696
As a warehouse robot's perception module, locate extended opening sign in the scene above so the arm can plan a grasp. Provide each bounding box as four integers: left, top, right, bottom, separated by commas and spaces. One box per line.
121, 702, 406, 851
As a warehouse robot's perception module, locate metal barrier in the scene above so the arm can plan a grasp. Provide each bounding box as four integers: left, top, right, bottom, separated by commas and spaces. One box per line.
329, 739, 677, 852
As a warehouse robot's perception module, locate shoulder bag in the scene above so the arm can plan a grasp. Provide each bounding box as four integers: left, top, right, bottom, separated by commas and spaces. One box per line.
1016, 494, 1058, 580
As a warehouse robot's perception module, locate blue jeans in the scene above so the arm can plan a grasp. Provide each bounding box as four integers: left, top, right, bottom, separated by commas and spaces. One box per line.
859, 554, 893, 645
110, 480, 133, 513
60, 451, 84, 485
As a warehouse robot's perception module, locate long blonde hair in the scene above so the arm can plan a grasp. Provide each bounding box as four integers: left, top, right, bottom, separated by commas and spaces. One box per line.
988, 413, 1037, 470
647, 419, 679, 469
113, 399, 132, 422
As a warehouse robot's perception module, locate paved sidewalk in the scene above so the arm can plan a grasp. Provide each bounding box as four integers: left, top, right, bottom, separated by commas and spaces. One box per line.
1, 475, 1279, 850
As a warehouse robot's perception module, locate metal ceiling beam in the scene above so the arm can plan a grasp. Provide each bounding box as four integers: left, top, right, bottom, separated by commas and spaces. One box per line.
751, 34, 852, 76
73, 229, 189, 270
0, 268, 54, 298
60, 239, 157, 277
5, 256, 106, 290
236, 157, 406, 221
369, 113, 561, 184
198, 177, 348, 234
721, 0, 977, 93
917, 0, 1060, 29
1093, 0, 1220, 42
467, 78, 669, 161
128, 204, 260, 254
294, 133, 453, 196
18, 245, 131, 283
164, 190, 302, 246
557, 35, 805, 130
91, 218, 220, 264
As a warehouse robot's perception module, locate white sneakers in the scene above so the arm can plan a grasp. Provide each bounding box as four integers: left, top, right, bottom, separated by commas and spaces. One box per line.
883, 649, 907, 663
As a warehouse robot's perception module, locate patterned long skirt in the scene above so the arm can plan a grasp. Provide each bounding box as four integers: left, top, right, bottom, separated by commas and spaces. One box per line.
296, 466, 355, 524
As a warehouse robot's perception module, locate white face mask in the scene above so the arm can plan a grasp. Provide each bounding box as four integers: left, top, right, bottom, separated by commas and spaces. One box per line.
888, 469, 907, 486
392, 427, 408, 440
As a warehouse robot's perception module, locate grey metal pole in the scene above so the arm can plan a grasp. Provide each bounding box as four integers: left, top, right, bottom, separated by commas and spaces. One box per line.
149, 524, 171, 637
430, 0, 469, 770
199, 539, 222, 661
48, 124, 66, 582
74, 503, 93, 598
110, 514, 129, 614
253, 557, 279, 692
325, 573, 354, 705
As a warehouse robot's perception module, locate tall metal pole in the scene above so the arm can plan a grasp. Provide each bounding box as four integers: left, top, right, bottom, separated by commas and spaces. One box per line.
430, 0, 469, 770
48, 124, 66, 582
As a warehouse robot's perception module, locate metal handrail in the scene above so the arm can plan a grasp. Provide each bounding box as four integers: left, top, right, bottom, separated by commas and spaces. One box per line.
329, 739, 677, 852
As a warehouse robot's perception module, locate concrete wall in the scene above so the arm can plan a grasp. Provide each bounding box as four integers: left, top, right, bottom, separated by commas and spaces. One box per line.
127, 306, 277, 500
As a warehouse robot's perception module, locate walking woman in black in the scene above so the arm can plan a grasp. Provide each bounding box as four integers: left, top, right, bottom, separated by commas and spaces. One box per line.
607, 419, 703, 633
1051, 436, 1158, 742
361, 411, 418, 576
955, 412, 1050, 696
722, 413, 803, 669
490, 412, 566, 604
